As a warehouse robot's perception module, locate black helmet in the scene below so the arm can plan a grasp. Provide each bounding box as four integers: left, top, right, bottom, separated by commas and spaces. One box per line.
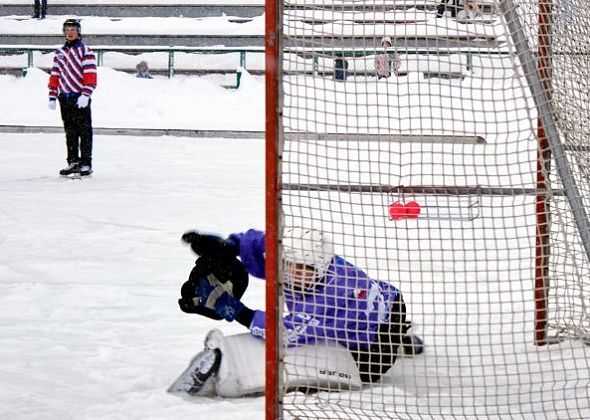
62, 19, 81, 35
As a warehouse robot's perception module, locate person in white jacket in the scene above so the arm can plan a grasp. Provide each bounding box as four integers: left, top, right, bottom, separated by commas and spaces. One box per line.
463, 0, 482, 19
375, 36, 399, 80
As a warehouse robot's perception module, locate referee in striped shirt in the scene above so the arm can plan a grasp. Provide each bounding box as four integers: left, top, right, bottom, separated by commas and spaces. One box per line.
48, 19, 97, 177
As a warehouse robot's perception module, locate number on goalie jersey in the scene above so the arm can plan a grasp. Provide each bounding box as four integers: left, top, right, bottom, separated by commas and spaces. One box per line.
180, 227, 423, 383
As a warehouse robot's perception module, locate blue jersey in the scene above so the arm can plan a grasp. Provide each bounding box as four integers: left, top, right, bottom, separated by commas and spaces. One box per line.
228, 229, 400, 351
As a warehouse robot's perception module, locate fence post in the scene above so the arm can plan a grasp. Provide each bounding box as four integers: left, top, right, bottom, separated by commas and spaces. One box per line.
237, 50, 246, 88
466, 52, 473, 72
27, 50, 34, 68
168, 50, 174, 78
240, 50, 246, 68
96, 50, 104, 67
313, 55, 318, 76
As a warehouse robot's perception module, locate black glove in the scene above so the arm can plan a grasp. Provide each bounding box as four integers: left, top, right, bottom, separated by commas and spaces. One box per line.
181, 230, 239, 258
194, 278, 245, 322
177, 255, 249, 320
178, 296, 200, 314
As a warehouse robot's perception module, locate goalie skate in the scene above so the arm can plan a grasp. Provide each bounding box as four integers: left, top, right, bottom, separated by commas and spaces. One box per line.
167, 347, 221, 396
401, 334, 424, 357
400, 321, 424, 357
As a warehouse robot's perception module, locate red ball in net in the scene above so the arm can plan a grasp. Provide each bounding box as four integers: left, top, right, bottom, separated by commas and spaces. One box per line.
405, 201, 421, 219
389, 201, 406, 221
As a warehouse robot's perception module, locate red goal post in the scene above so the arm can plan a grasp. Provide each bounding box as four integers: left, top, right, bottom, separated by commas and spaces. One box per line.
264, 0, 281, 418
265, 0, 590, 419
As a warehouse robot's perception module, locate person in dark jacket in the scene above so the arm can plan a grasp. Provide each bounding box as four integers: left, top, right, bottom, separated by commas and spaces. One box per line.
135, 61, 153, 79
436, 0, 460, 18
48, 19, 97, 177
32, 0, 47, 19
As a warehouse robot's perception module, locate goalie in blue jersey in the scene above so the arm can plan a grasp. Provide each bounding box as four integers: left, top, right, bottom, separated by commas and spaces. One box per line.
171, 227, 423, 397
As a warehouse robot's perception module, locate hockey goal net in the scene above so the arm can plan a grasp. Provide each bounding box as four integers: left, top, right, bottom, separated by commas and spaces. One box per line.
265, 0, 590, 418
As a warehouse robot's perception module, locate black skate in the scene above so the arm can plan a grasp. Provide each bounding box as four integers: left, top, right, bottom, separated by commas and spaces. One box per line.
401, 334, 424, 356
79, 165, 93, 177
401, 321, 424, 356
167, 347, 222, 395
59, 162, 80, 176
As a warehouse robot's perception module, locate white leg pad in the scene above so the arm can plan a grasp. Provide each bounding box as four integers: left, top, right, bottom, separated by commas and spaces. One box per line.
210, 331, 362, 398
283, 340, 362, 392
213, 332, 266, 397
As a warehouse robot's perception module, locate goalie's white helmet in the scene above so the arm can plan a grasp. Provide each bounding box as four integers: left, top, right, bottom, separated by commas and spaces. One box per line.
283, 227, 334, 287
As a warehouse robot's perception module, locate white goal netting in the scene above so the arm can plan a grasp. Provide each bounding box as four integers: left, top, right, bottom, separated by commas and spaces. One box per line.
271, 0, 590, 418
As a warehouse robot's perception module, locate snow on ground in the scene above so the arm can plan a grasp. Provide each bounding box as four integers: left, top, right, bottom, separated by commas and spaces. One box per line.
0, 67, 265, 130
0, 133, 266, 420
0, 28, 268, 418
1, 63, 589, 420
1, 3, 589, 420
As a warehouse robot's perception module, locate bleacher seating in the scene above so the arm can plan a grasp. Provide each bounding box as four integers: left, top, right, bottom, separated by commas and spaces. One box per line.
0, 2, 264, 19
0, 0, 501, 82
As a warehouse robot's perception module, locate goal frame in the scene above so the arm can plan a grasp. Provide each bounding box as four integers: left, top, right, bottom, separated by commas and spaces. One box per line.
265, 0, 282, 418
264, 0, 590, 417
497, 0, 590, 344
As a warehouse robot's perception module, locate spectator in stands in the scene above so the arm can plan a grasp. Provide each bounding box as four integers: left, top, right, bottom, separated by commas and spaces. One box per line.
334, 58, 348, 81
375, 36, 397, 80
436, 0, 460, 18
32, 0, 47, 19
135, 61, 153, 79
48, 19, 97, 178
463, 0, 482, 19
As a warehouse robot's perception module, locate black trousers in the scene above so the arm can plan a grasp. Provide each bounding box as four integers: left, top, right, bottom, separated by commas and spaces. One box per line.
350, 294, 407, 383
59, 95, 93, 167
34, 0, 47, 17
437, 0, 460, 17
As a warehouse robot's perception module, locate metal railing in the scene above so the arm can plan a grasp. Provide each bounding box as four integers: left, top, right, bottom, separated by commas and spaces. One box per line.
0, 45, 511, 87
0, 45, 265, 88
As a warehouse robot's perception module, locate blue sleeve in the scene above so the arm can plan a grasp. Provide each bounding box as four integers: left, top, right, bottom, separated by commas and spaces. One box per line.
227, 229, 266, 279
249, 308, 334, 347
249, 310, 267, 340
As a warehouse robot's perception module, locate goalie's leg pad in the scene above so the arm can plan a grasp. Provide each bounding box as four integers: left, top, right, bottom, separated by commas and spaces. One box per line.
210, 331, 362, 397
213, 331, 266, 397
284, 340, 363, 393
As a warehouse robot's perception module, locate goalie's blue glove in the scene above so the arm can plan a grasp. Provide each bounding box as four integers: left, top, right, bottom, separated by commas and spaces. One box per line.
181, 230, 239, 258
196, 279, 245, 322
178, 255, 249, 321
